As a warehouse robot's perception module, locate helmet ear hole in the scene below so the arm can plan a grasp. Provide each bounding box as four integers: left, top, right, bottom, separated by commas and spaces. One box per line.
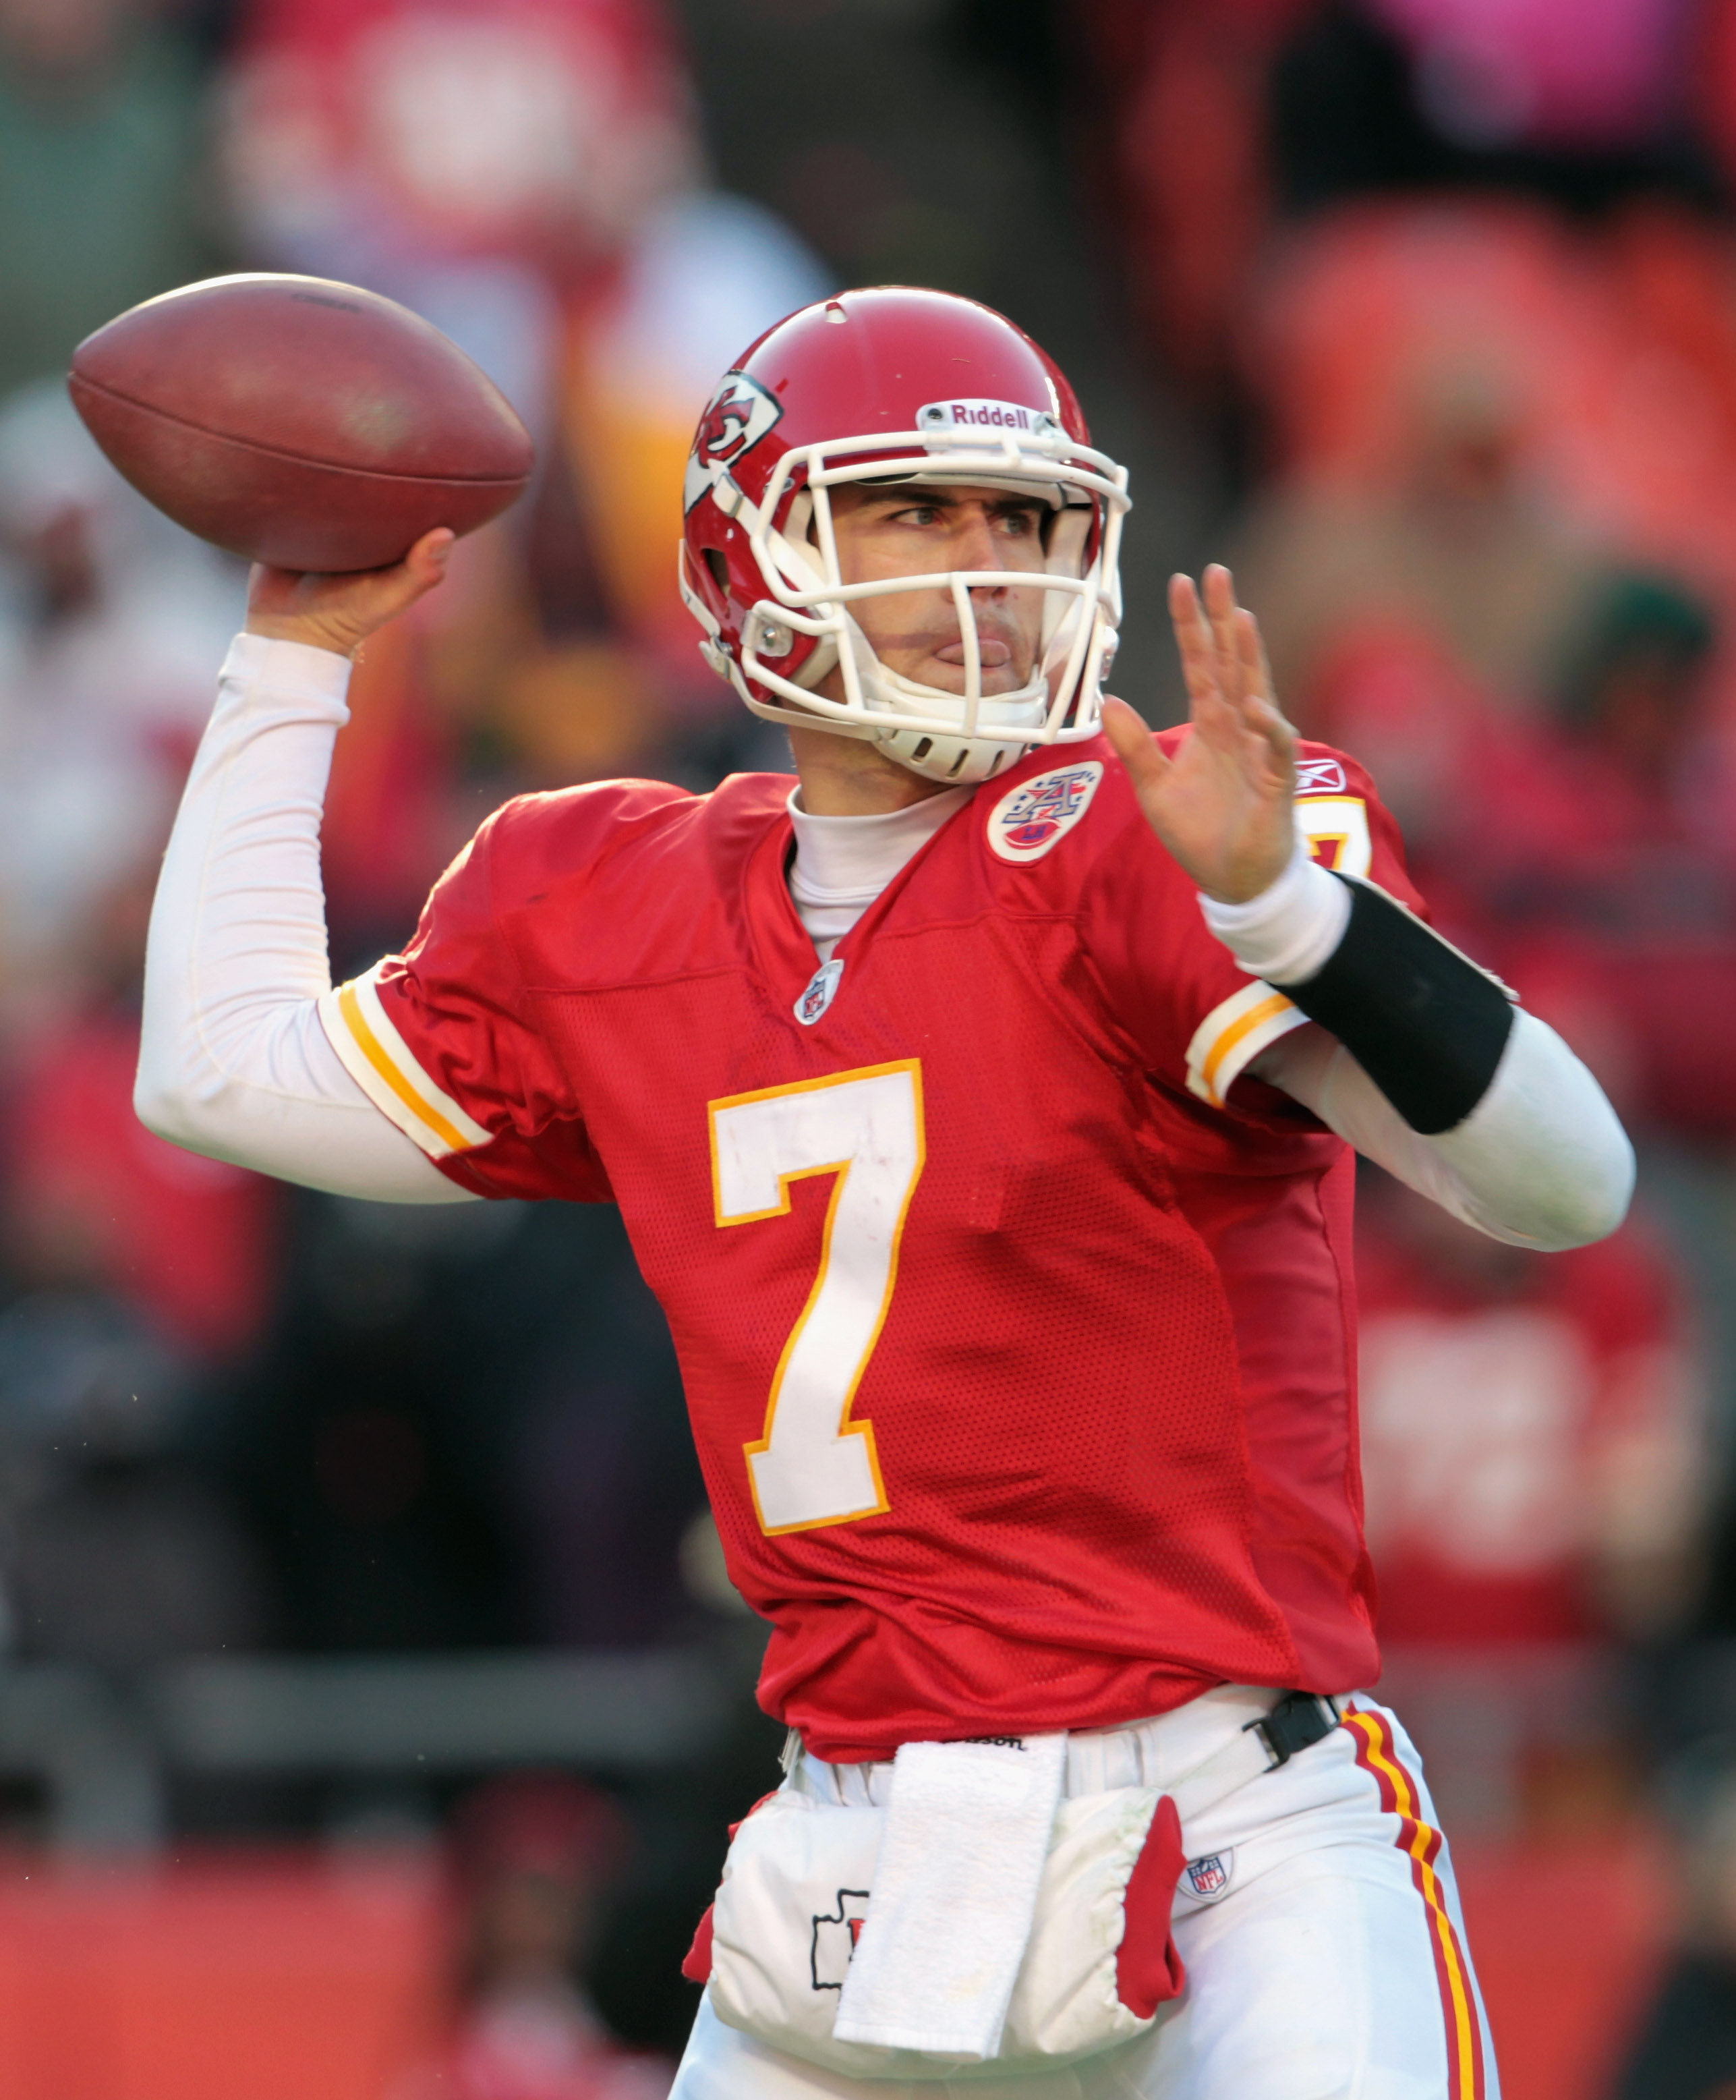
703, 547, 729, 594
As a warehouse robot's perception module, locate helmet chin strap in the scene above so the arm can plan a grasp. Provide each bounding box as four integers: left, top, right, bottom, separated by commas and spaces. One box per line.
867, 721, 1029, 786
841, 613, 1046, 785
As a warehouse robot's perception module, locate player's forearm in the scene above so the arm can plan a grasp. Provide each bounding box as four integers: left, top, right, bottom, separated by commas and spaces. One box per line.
1255, 1016, 1633, 1249
136, 633, 473, 1204
1202, 846, 1520, 1131
1211, 843, 1633, 1247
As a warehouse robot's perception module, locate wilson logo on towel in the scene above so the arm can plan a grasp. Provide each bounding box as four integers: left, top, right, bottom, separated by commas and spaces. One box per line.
811, 1888, 871, 1989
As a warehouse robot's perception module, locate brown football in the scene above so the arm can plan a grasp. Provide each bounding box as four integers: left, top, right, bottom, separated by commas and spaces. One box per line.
67, 274, 536, 573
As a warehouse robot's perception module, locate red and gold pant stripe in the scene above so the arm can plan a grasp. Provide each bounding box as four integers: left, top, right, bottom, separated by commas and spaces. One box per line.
1343, 1706, 1487, 2100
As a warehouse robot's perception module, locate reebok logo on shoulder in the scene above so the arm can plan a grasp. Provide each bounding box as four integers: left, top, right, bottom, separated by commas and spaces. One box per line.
987, 761, 1103, 863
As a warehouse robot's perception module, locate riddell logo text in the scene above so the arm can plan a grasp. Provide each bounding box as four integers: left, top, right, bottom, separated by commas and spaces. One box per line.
950, 403, 1034, 428
917, 398, 1060, 438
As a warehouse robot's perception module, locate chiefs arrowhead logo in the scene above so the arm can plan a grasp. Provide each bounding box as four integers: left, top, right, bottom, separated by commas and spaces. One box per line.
685, 372, 784, 512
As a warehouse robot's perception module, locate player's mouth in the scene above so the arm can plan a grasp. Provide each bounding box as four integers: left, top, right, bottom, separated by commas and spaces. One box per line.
933, 637, 1014, 669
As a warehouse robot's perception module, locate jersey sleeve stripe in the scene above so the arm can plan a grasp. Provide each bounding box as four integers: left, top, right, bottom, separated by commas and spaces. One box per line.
318, 971, 492, 1158
1185, 984, 1310, 1107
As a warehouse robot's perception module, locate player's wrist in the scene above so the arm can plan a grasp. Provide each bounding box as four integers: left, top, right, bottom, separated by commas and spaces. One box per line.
1199, 843, 1349, 985
223, 629, 357, 709
242, 613, 361, 660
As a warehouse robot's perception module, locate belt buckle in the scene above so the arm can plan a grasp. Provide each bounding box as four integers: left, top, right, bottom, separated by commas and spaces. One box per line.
1244, 1691, 1338, 1771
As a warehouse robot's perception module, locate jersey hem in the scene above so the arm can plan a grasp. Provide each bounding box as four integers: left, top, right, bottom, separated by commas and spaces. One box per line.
779, 1670, 1379, 1766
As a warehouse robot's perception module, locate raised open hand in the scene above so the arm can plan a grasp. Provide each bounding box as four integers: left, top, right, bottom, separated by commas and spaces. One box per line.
245, 526, 455, 660
1101, 564, 1297, 904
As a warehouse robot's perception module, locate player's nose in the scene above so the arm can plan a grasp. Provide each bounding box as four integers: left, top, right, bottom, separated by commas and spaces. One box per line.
954, 507, 1006, 583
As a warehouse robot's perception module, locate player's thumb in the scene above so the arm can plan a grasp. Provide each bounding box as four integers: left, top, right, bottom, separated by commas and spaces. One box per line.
404, 527, 456, 596
1101, 696, 1169, 795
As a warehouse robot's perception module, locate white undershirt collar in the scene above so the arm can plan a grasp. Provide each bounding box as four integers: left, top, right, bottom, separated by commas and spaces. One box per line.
786, 785, 972, 961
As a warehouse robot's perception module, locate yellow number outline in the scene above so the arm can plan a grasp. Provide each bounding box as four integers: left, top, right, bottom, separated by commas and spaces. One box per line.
707, 1060, 925, 1536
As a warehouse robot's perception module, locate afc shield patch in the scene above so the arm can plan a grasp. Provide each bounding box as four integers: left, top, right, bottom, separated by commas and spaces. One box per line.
987, 760, 1103, 863
1184, 1850, 1234, 1902
685, 370, 784, 513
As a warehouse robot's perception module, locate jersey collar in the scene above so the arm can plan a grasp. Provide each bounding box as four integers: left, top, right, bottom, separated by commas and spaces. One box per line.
741, 780, 976, 1013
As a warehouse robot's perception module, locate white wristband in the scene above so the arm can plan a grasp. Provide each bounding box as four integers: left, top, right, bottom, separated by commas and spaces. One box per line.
223, 628, 356, 709
1199, 841, 1350, 986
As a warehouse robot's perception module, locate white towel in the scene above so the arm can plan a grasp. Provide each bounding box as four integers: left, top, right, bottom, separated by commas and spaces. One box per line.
832, 1732, 1067, 2060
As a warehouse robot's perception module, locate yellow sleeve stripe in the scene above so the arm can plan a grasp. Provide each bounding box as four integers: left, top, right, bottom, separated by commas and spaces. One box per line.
1186, 981, 1310, 1107
318, 969, 492, 1159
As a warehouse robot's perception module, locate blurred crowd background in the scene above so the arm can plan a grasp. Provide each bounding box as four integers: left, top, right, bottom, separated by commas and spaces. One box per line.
5, 0, 1736, 2095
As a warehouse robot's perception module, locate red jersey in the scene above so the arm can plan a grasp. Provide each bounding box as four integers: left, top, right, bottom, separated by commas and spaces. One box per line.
322, 735, 1419, 1760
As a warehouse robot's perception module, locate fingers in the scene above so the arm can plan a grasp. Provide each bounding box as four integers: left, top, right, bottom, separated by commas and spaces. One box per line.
1171, 566, 1249, 722
383, 527, 455, 615
242, 526, 457, 655
1101, 696, 1169, 795
1170, 567, 1254, 758
344, 527, 457, 625
1249, 687, 1297, 789
1233, 598, 1276, 708
1172, 564, 1293, 739
1200, 565, 1249, 711
1168, 573, 1228, 727
403, 527, 457, 593
248, 528, 454, 605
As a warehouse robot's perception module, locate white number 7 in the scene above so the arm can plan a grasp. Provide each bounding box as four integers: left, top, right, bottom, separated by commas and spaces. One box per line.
708, 1062, 925, 1535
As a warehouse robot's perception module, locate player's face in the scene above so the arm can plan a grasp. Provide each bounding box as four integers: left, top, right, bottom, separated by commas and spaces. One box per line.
823, 482, 1049, 697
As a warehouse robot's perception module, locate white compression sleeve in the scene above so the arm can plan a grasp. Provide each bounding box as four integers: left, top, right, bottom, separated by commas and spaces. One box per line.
1253, 1015, 1633, 1250
136, 632, 475, 1203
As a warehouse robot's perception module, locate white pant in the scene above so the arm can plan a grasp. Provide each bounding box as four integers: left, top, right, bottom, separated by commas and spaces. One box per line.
670, 1699, 1498, 2100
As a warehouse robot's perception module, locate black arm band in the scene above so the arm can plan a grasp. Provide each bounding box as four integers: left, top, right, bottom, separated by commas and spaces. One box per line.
1275, 876, 1515, 1135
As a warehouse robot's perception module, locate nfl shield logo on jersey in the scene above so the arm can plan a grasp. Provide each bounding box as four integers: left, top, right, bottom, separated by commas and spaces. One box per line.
1185, 1851, 1234, 1902
794, 957, 844, 1026
987, 760, 1104, 863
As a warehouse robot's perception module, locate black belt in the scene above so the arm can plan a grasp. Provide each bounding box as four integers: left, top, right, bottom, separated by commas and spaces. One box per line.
1244, 1690, 1344, 1771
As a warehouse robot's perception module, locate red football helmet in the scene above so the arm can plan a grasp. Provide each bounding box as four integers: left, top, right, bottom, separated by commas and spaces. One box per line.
678, 287, 1130, 784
